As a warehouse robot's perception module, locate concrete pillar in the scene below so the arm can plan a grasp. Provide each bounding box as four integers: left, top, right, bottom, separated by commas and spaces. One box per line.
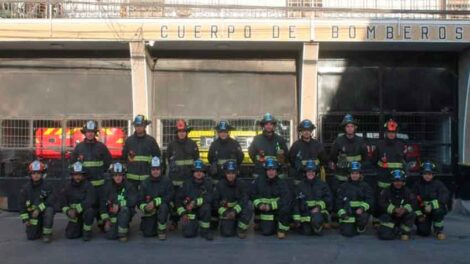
299, 42, 320, 129
459, 48, 470, 166
129, 41, 155, 136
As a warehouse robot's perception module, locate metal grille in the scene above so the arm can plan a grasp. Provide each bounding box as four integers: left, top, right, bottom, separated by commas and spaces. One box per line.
0, 117, 131, 178
319, 112, 453, 171
159, 118, 292, 164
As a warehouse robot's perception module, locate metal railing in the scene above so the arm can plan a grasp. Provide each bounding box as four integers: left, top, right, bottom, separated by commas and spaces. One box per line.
0, 0, 470, 19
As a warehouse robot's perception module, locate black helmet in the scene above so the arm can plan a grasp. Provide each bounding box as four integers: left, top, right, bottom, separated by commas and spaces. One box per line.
298, 119, 316, 132
133, 114, 151, 126
214, 120, 235, 132
340, 114, 358, 127
260, 113, 277, 127
81, 120, 98, 134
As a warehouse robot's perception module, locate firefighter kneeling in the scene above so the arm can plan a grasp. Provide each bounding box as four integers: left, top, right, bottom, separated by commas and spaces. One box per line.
100, 162, 137, 242
176, 159, 214, 241
336, 161, 373, 237
293, 160, 333, 236
19, 160, 55, 242
59, 162, 96, 241
214, 161, 253, 238
413, 161, 449, 240
138, 157, 174, 240
252, 158, 292, 239
377, 170, 417, 240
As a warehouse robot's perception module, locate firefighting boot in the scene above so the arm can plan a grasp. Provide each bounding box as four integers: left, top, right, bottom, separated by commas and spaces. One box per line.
400, 234, 410, 241
277, 231, 286, 239
42, 234, 52, 243
158, 231, 167, 241
237, 228, 247, 239
82, 231, 92, 242
200, 229, 214, 241
436, 232, 446, 240
119, 236, 128, 242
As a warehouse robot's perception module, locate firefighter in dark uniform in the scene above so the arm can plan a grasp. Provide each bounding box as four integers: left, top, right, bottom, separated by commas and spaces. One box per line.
208, 120, 244, 182
138, 156, 174, 240
373, 119, 407, 194
100, 162, 137, 242
336, 161, 374, 237
58, 161, 96, 241
167, 119, 200, 186
175, 159, 214, 241
292, 160, 333, 236
328, 114, 368, 226
19, 160, 55, 243
289, 119, 328, 182
413, 161, 449, 240
377, 170, 417, 241
251, 158, 292, 239
167, 119, 200, 230
122, 114, 161, 189
213, 161, 253, 238
249, 113, 289, 178
71, 120, 112, 230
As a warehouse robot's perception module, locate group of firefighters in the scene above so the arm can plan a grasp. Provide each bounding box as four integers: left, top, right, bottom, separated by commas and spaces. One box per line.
19, 113, 449, 243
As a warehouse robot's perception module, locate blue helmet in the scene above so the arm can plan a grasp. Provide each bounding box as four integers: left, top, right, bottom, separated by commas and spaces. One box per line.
349, 161, 362, 173
298, 119, 316, 132
223, 160, 238, 172
391, 170, 406, 182
133, 114, 150, 126
110, 162, 125, 175
70, 161, 85, 174
81, 120, 98, 134
341, 114, 358, 127
421, 161, 436, 173
151, 156, 162, 168
260, 113, 277, 126
192, 159, 206, 171
303, 159, 318, 172
215, 120, 234, 132
264, 158, 279, 170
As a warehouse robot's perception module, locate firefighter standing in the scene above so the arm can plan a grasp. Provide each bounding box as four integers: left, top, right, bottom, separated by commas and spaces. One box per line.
100, 162, 137, 242
19, 160, 55, 243
122, 115, 161, 189
251, 158, 292, 239
289, 119, 328, 181
71, 120, 112, 230
167, 119, 200, 186
175, 159, 214, 241
413, 161, 449, 240
336, 161, 374, 237
208, 120, 244, 182
58, 162, 96, 241
249, 113, 289, 178
292, 160, 333, 236
213, 161, 253, 238
138, 157, 174, 240
377, 170, 417, 240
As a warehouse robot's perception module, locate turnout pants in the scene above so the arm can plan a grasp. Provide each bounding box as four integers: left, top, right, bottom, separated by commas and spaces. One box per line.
65, 208, 95, 239
25, 207, 55, 240
378, 213, 415, 240
140, 204, 170, 237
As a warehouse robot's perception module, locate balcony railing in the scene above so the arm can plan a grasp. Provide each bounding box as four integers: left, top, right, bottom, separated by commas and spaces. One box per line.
0, 0, 469, 19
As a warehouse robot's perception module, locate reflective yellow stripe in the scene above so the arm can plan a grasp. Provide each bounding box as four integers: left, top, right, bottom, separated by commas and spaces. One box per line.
29, 219, 39, 225
400, 224, 411, 232
43, 228, 53, 235
196, 198, 204, 206
38, 203, 46, 212
177, 207, 186, 215
404, 204, 413, 212
337, 209, 346, 216
292, 214, 301, 221
381, 222, 395, 228
175, 160, 194, 166
83, 161, 104, 167
301, 159, 320, 166
433, 221, 444, 227
118, 227, 128, 234
101, 213, 110, 220
199, 221, 210, 229
377, 161, 403, 169
217, 159, 236, 165
306, 200, 326, 210
218, 207, 227, 216
339, 217, 356, 224
110, 217, 117, 224
139, 203, 147, 211
20, 213, 29, 220
387, 204, 396, 214
301, 216, 311, 223
187, 214, 196, 220
154, 197, 162, 207
271, 201, 278, 210
378, 181, 391, 189
431, 199, 440, 209
278, 222, 290, 231
127, 174, 149, 181
83, 225, 92, 231
346, 155, 362, 162
233, 204, 242, 214
132, 155, 152, 163
70, 203, 83, 213
238, 221, 249, 230
334, 174, 348, 181
260, 214, 274, 221
62, 206, 70, 214
415, 210, 423, 216
158, 223, 167, 231
90, 179, 105, 186
349, 201, 369, 211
